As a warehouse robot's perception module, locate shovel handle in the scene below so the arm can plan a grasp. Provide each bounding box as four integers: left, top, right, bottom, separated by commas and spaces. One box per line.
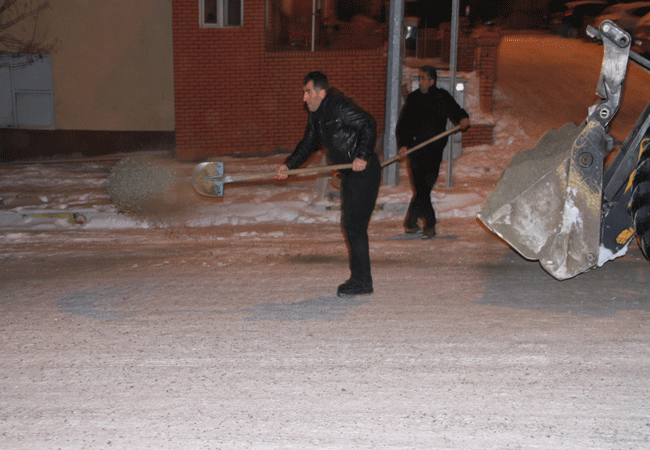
381, 125, 462, 168
226, 163, 353, 183
281, 163, 353, 176
223, 125, 461, 183
268, 126, 462, 180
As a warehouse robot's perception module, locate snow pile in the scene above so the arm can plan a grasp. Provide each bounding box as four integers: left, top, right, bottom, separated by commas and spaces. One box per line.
107, 155, 184, 214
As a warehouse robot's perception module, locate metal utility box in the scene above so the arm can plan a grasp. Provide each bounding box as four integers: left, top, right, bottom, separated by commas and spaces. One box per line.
0, 54, 54, 129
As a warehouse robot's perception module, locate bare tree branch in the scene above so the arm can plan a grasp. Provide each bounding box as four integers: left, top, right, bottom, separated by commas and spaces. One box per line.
0, 0, 49, 31
0, 0, 56, 63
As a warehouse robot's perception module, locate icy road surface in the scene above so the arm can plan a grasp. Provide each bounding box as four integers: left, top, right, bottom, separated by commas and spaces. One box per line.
1, 35, 650, 449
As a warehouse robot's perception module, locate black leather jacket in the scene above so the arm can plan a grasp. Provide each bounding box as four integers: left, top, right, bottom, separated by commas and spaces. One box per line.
284, 88, 377, 169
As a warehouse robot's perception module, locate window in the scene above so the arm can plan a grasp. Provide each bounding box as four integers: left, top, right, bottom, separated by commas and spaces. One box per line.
264, 0, 387, 52
201, 0, 243, 27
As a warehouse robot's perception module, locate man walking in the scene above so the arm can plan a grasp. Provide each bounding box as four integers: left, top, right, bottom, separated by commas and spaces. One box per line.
396, 66, 470, 238
277, 71, 381, 298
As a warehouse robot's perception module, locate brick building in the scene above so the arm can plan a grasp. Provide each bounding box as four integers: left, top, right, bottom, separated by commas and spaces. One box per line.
172, 0, 500, 162
172, 0, 388, 161
0, 0, 498, 161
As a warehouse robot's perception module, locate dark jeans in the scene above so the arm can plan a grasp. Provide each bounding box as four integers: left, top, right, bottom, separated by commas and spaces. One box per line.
340, 154, 381, 284
405, 142, 445, 230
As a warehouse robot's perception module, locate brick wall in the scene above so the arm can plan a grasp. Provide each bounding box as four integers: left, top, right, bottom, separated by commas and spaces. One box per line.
439, 21, 476, 72
172, 0, 387, 161
462, 124, 494, 147
474, 29, 501, 113
261, 50, 387, 156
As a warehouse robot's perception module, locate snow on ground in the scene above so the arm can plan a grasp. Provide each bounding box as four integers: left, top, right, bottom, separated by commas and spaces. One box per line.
3, 36, 650, 450
0, 69, 533, 233
4, 34, 648, 235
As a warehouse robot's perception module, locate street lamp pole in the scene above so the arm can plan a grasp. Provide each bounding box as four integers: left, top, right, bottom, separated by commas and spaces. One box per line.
383, 0, 405, 186
447, 0, 460, 187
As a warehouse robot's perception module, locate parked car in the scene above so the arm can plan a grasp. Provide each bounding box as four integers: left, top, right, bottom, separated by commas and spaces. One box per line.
592, 2, 650, 34
633, 12, 650, 56
550, 1, 610, 38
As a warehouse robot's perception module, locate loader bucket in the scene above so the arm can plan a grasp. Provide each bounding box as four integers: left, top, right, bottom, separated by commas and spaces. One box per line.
478, 121, 608, 280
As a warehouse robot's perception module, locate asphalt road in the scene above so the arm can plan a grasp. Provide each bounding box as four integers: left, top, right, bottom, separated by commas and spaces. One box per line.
496, 34, 650, 143
1, 35, 650, 449
1, 218, 649, 449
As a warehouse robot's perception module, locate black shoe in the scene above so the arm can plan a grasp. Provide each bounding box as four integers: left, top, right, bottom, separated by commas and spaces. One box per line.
405, 226, 420, 234
422, 226, 437, 239
337, 279, 373, 298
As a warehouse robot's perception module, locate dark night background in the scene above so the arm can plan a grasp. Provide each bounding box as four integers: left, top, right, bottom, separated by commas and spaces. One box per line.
335, 1, 633, 31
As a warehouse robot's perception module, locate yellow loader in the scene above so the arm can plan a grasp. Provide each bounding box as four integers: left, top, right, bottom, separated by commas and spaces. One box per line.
479, 21, 650, 280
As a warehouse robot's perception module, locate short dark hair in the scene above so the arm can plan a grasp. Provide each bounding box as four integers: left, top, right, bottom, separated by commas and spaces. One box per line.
420, 65, 437, 82
304, 71, 330, 91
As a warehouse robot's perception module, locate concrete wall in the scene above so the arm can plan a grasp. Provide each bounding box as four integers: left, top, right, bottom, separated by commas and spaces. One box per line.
4, 0, 174, 132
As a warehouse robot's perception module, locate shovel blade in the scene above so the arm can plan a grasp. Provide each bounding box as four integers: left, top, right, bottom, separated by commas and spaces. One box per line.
192, 162, 225, 197
479, 122, 607, 280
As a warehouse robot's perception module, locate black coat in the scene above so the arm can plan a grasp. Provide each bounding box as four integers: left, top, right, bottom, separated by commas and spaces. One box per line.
396, 86, 469, 150
285, 89, 377, 170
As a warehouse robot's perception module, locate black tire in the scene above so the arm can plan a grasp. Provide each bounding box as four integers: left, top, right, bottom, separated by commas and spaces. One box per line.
630, 151, 650, 259
567, 27, 579, 39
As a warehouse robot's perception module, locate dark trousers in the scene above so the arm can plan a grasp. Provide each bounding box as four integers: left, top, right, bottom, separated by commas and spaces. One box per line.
340, 154, 381, 284
405, 142, 445, 230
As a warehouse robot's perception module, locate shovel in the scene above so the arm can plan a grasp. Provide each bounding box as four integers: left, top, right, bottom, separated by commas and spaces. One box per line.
192, 126, 462, 197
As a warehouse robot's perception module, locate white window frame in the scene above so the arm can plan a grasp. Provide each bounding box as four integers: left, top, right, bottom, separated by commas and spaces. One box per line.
200, 0, 243, 28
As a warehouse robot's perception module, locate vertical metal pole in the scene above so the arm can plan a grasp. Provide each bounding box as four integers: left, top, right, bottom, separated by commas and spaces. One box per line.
383, 0, 404, 186
423, 19, 427, 58
311, 0, 316, 52
446, 0, 459, 188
